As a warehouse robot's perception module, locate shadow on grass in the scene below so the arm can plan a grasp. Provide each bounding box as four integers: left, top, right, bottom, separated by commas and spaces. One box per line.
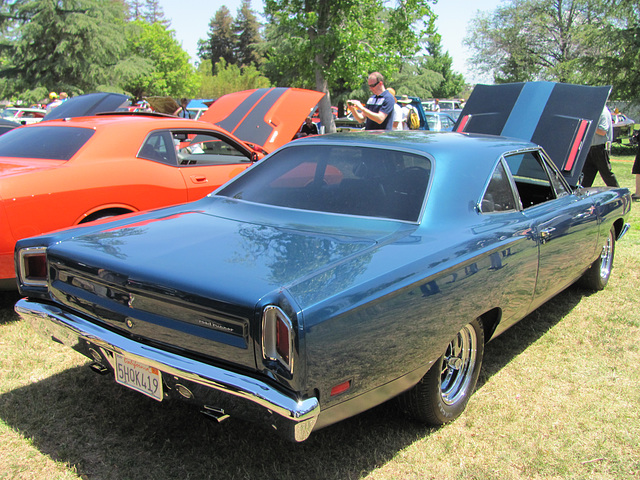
0, 362, 428, 480
479, 284, 589, 385
0, 291, 21, 325
0, 285, 593, 480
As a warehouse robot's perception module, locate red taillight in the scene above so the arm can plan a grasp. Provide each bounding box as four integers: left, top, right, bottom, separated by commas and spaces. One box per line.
18, 247, 48, 287
25, 254, 47, 279
276, 316, 290, 364
262, 306, 294, 373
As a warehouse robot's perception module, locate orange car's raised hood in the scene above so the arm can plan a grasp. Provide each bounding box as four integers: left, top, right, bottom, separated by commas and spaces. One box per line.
199, 88, 325, 153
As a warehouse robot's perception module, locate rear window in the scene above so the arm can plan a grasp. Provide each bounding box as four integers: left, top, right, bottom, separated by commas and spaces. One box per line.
217, 144, 431, 222
0, 125, 94, 160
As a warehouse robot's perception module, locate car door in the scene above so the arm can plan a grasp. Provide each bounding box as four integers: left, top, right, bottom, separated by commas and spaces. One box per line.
172, 130, 255, 200
504, 150, 599, 309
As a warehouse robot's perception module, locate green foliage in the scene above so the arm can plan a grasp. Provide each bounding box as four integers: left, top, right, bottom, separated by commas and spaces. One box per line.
198, 6, 235, 72
234, 0, 262, 67
122, 20, 199, 99
419, 35, 465, 98
196, 58, 270, 98
580, 1, 640, 103
1, 0, 128, 99
263, 0, 436, 131
465, 0, 639, 101
198, 2, 263, 76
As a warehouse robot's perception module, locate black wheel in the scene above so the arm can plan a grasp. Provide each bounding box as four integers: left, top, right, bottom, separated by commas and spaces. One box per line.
579, 227, 615, 291
400, 317, 484, 426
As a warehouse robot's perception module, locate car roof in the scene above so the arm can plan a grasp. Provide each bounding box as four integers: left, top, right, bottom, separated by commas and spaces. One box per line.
287, 130, 535, 162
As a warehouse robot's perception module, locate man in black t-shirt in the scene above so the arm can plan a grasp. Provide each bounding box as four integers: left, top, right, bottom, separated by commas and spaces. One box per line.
299, 116, 319, 137
347, 72, 395, 130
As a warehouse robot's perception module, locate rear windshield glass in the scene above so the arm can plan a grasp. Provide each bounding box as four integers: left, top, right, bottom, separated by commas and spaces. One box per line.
0, 125, 94, 160
217, 144, 431, 222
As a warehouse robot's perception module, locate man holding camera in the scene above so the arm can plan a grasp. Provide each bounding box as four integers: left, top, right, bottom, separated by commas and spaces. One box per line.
347, 72, 395, 130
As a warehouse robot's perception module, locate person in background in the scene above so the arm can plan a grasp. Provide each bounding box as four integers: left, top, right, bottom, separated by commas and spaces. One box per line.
632, 130, 640, 201
59, 92, 68, 102
45, 92, 62, 113
347, 72, 395, 130
386, 87, 403, 131
433, 99, 440, 112
398, 95, 413, 130
581, 106, 619, 187
297, 116, 318, 137
174, 98, 190, 118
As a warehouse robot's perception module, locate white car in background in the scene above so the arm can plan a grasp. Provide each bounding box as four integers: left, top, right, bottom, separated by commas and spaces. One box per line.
1, 107, 46, 125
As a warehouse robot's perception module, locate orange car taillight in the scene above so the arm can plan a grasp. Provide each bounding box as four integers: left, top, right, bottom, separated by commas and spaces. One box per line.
18, 247, 48, 287
262, 306, 294, 373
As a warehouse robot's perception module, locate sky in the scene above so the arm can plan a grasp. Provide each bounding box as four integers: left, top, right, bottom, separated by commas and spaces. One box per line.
158, 0, 503, 84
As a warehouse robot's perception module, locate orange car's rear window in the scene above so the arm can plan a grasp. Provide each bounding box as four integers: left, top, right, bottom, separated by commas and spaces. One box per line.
0, 126, 94, 160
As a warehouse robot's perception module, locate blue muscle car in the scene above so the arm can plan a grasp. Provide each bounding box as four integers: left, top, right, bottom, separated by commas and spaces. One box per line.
14, 82, 632, 442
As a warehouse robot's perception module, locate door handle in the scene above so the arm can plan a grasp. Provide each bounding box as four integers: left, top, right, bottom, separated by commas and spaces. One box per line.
190, 175, 208, 184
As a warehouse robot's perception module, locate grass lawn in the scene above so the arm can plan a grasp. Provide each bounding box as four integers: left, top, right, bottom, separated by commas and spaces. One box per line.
0, 158, 638, 480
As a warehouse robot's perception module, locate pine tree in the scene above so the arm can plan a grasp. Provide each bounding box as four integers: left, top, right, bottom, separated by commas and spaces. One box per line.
234, 0, 262, 67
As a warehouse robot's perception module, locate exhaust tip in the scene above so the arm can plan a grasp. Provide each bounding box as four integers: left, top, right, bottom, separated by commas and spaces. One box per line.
201, 405, 230, 423
89, 362, 109, 375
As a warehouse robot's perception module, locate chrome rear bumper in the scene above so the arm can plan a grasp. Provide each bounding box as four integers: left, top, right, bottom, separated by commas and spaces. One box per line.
15, 298, 319, 442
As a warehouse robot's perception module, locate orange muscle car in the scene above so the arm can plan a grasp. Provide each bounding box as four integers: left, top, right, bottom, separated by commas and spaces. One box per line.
0, 88, 324, 288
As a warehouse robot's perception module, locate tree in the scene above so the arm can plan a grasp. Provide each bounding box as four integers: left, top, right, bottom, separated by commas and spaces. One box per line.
464, 0, 606, 84
1, 0, 128, 100
122, 20, 199, 99
198, 6, 236, 73
125, 0, 144, 20
142, 0, 169, 26
419, 34, 465, 98
263, 0, 436, 133
234, 0, 262, 67
580, 0, 640, 102
196, 58, 270, 98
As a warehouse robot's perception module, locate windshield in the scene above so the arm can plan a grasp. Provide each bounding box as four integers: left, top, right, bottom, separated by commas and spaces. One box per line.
0, 126, 94, 160
1, 109, 19, 119
217, 144, 431, 222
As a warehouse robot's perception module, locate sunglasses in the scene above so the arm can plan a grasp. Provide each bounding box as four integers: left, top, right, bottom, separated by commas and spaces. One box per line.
368, 80, 380, 88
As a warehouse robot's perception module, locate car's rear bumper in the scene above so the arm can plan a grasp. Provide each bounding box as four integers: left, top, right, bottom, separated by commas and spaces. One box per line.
15, 298, 320, 442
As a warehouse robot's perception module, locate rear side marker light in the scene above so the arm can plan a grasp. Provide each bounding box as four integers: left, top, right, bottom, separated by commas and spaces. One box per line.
330, 380, 351, 396
18, 247, 48, 287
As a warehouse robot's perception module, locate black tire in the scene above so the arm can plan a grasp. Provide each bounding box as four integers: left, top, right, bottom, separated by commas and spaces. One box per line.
400, 317, 484, 426
579, 227, 615, 291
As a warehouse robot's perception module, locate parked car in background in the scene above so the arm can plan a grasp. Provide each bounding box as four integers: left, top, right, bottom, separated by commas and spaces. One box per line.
442, 108, 462, 121
0, 118, 20, 135
422, 99, 463, 111
1, 107, 46, 125
611, 111, 635, 142
424, 111, 456, 131
438, 99, 463, 110
14, 82, 630, 443
0, 88, 323, 289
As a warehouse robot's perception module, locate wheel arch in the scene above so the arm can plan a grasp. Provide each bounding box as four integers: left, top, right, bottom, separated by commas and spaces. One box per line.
477, 307, 502, 343
612, 217, 627, 241
76, 204, 139, 224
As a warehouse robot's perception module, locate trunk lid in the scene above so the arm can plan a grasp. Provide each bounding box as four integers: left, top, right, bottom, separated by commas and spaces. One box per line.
46, 202, 388, 370
455, 82, 611, 186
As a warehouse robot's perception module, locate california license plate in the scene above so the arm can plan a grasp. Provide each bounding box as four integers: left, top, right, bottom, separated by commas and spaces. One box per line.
115, 354, 163, 401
